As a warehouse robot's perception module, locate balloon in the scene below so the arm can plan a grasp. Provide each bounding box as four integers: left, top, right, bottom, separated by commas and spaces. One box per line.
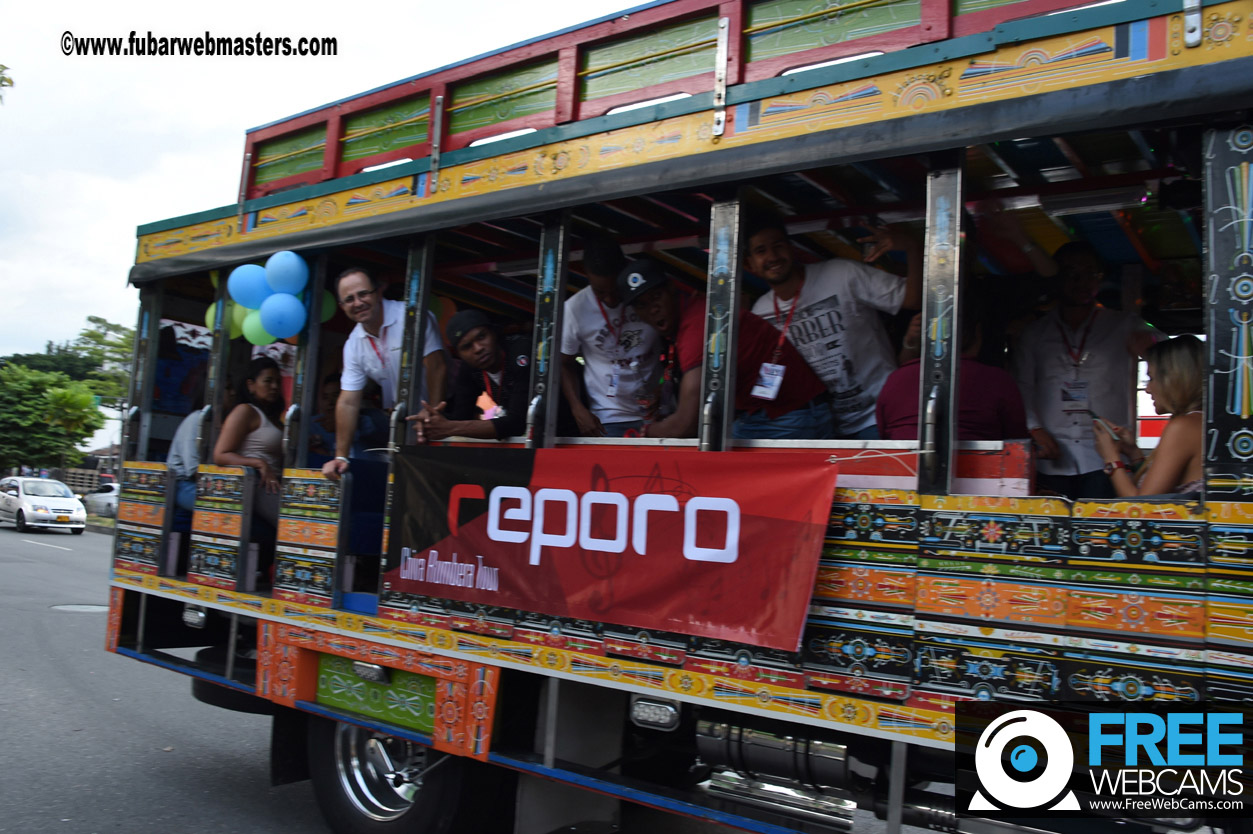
321, 290, 336, 323
204, 300, 221, 330
265, 251, 309, 295
228, 264, 272, 309
229, 301, 247, 339
259, 292, 307, 339
242, 309, 276, 345
210, 272, 219, 289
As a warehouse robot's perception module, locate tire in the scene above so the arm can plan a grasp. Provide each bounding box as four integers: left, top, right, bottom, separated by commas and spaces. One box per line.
71, 528, 84, 535
307, 716, 511, 834
15, 512, 28, 533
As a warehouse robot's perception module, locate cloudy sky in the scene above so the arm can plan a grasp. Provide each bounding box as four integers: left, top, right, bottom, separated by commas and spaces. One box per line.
1, 0, 637, 449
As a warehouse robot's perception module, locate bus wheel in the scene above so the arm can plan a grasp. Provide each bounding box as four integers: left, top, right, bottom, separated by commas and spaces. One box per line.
307, 716, 504, 834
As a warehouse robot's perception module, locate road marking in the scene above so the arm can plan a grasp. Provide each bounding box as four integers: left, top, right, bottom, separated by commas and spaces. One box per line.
22, 539, 72, 551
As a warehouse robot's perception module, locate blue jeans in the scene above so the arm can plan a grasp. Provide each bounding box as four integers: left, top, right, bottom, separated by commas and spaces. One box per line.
733, 399, 834, 440
175, 478, 197, 512
841, 424, 879, 440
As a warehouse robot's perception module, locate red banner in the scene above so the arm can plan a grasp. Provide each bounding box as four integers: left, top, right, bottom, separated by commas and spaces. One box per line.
384, 448, 837, 652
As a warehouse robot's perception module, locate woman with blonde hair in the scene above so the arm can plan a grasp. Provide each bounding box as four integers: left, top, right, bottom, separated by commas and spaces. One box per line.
1093, 334, 1204, 497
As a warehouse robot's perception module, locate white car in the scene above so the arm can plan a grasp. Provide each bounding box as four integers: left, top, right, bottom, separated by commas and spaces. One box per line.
0, 477, 88, 534
83, 482, 120, 518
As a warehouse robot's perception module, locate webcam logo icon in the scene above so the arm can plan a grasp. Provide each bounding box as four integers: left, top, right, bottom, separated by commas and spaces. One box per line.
969, 709, 1080, 812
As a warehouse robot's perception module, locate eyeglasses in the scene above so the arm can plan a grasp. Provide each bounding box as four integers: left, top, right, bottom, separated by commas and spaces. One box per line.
339, 288, 378, 306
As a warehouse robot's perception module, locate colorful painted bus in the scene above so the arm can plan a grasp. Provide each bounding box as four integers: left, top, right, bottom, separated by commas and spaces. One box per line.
110, 0, 1253, 832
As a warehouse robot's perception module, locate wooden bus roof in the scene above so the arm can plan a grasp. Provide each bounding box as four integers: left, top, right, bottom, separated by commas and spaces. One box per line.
131, 0, 1253, 291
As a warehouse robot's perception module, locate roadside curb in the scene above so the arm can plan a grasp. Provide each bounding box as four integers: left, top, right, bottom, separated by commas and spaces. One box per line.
86, 524, 114, 536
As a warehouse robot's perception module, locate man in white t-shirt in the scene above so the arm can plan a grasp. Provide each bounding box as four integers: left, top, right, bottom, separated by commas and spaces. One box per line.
560, 236, 662, 437
746, 217, 922, 438
321, 267, 446, 480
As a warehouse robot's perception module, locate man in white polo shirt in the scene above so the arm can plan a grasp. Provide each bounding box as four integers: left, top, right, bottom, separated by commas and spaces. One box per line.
321, 267, 445, 480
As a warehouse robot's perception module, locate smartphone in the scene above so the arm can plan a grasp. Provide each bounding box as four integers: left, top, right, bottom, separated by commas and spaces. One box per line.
1087, 410, 1120, 440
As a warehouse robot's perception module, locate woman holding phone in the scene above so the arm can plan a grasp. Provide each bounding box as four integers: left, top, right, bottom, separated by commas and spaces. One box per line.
1092, 334, 1204, 497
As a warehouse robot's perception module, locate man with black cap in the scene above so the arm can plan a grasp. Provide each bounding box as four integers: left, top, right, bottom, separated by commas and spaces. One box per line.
617, 260, 833, 439
412, 310, 532, 441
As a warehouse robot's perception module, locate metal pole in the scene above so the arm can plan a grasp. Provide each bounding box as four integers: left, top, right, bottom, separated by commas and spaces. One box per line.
917, 151, 964, 496
702, 197, 744, 451
530, 212, 570, 448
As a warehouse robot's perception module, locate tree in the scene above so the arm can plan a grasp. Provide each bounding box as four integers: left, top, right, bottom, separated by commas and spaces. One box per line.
72, 316, 135, 404
0, 365, 103, 471
1, 317, 136, 407
44, 386, 106, 470
5, 344, 98, 381
0, 65, 11, 104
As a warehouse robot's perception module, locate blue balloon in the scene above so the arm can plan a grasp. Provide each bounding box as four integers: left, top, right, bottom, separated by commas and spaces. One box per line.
259, 292, 308, 339
227, 263, 272, 309
265, 250, 310, 295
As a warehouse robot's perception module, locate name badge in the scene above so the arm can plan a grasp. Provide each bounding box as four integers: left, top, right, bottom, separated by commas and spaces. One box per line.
750, 362, 785, 401
1060, 380, 1089, 413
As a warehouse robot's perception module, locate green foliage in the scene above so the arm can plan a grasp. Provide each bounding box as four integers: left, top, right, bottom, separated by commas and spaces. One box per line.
6, 344, 98, 381
0, 65, 11, 104
1, 317, 136, 408
0, 365, 104, 470
72, 316, 135, 404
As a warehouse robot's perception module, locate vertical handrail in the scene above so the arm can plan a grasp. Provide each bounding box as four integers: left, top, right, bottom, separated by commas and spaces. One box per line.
530, 212, 571, 447
916, 152, 964, 496
701, 196, 745, 451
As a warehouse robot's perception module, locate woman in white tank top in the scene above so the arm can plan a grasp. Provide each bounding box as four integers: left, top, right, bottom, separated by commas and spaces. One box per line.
214, 356, 285, 524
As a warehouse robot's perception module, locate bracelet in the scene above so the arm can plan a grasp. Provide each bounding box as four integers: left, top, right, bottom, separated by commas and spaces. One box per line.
334, 456, 349, 464
1103, 460, 1128, 476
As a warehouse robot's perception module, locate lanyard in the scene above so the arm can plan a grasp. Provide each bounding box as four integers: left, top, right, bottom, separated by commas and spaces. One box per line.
595, 296, 622, 350
1056, 307, 1099, 367
366, 335, 388, 369
770, 282, 803, 363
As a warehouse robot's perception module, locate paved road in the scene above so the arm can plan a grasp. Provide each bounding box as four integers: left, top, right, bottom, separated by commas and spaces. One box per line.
0, 526, 929, 834
0, 527, 329, 834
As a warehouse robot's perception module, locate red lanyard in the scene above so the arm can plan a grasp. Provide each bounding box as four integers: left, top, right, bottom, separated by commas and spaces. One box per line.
1056, 307, 1099, 366
770, 282, 803, 363
595, 296, 621, 349
366, 335, 388, 369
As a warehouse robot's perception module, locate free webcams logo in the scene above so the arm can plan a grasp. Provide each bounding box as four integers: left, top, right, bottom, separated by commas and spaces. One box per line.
969, 709, 1080, 812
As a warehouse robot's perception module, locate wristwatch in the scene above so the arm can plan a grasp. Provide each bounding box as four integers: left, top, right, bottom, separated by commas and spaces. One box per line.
1103, 460, 1128, 476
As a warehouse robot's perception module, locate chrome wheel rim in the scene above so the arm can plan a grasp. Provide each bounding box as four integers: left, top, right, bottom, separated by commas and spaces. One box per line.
332, 723, 428, 822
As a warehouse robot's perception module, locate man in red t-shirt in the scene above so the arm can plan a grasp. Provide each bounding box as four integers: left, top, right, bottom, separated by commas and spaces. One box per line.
616, 260, 832, 439
876, 312, 1029, 442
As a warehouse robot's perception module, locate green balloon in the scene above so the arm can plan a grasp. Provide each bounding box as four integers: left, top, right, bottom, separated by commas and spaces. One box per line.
230, 301, 248, 338
242, 309, 276, 345
321, 290, 336, 323
204, 301, 220, 330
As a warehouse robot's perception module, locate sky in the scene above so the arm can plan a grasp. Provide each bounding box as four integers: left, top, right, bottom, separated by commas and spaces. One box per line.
0, 0, 639, 450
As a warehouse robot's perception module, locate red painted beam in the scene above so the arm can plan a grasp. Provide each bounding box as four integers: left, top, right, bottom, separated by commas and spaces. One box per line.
556, 46, 579, 125
920, 0, 952, 42
720, 0, 745, 87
